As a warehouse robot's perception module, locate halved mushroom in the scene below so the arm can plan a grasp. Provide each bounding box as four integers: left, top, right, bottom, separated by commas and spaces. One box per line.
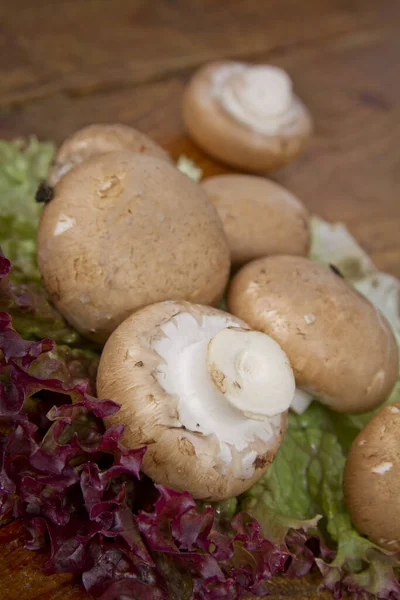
201, 174, 310, 267
183, 61, 312, 172
48, 123, 172, 186
344, 402, 400, 551
37, 151, 230, 344
227, 256, 398, 413
97, 301, 293, 500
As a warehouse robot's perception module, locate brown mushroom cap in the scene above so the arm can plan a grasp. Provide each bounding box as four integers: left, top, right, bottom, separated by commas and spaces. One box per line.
227, 256, 398, 413
48, 123, 172, 186
97, 300, 287, 501
201, 174, 310, 267
183, 61, 312, 172
37, 151, 230, 344
344, 402, 400, 551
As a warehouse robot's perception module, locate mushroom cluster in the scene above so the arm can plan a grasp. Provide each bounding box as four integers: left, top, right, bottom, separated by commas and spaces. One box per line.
97, 301, 293, 500
36, 68, 399, 521
37, 119, 327, 501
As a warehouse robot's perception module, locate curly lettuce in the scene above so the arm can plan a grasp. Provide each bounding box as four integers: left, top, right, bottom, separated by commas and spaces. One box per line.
0, 138, 54, 284
2, 141, 400, 599
0, 139, 98, 350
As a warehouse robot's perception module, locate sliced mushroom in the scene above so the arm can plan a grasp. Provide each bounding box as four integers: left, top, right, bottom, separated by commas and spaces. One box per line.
183, 61, 312, 172
97, 301, 293, 500
344, 402, 400, 551
48, 123, 172, 186
227, 256, 398, 413
37, 152, 230, 343
201, 174, 310, 267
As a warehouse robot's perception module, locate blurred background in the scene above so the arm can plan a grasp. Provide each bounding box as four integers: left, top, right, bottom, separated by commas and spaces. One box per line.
1, 0, 399, 276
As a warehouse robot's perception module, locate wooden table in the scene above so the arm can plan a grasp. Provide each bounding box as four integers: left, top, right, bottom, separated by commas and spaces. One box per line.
1, 1, 399, 598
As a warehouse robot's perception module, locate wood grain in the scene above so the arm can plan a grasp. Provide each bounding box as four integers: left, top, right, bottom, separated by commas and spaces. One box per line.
1, 22, 399, 277
0, 0, 396, 109
0, 521, 90, 600
1, 0, 400, 598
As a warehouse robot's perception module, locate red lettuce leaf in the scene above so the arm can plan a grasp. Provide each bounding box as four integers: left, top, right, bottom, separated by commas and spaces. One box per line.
2, 250, 386, 600
0, 280, 297, 600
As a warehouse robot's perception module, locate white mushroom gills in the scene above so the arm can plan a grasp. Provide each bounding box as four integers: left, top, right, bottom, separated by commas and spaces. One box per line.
213, 63, 299, 135
151, 311, 294, 476
207, 327, 295, 419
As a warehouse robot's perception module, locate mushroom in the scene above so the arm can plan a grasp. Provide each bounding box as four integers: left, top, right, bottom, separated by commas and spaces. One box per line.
48, 123, 172, 186
227, 256, 398, 413
37, 151, 230, 344
183, 61, 312, 172
96, 301, 293, 500
344, 402, 400, 551
201, 174, 310, 268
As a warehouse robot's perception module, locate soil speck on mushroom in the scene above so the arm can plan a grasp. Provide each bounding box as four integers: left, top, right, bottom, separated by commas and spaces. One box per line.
35, 182, 53, 204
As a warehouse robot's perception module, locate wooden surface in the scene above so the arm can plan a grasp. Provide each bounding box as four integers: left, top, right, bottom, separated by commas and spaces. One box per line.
1, 1, 399, 598
0, 522, 88, 600
0, 521, 333, 600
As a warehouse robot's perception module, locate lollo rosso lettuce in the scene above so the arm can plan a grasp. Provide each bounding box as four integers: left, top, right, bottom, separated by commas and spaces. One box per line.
1, 138, 400, 599
0, 249, 322, 600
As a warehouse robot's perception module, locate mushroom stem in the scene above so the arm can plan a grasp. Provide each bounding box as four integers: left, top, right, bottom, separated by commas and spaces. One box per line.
290, 389, 313, 414
220, 65, 294, 132
207, 327, 295, 419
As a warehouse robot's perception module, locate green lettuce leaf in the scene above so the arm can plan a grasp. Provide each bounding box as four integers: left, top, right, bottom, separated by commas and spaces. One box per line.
309, 217, 375, 281
310, 216, 400, 354
241, 218, 400, 596
241, 404, 339, 543
241, 399, 400, 595
0, 137, 54, 284
0, 139, 97, 351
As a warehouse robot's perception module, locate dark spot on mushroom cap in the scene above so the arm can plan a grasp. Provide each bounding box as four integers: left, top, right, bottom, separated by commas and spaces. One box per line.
35, 183, 54, 204
329, 264, 344, 278
253, 452, 269, 469
135, 361, 144, 367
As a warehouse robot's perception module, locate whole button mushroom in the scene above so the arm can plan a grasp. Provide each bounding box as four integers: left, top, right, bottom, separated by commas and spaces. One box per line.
227, 256, 398, 413
183, 61, 312, 172
344, 402, 400, 551
48, 123, 172, 186
201, 174, 310, 268
37, 152, 230, 344
97, 301, 293, 500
